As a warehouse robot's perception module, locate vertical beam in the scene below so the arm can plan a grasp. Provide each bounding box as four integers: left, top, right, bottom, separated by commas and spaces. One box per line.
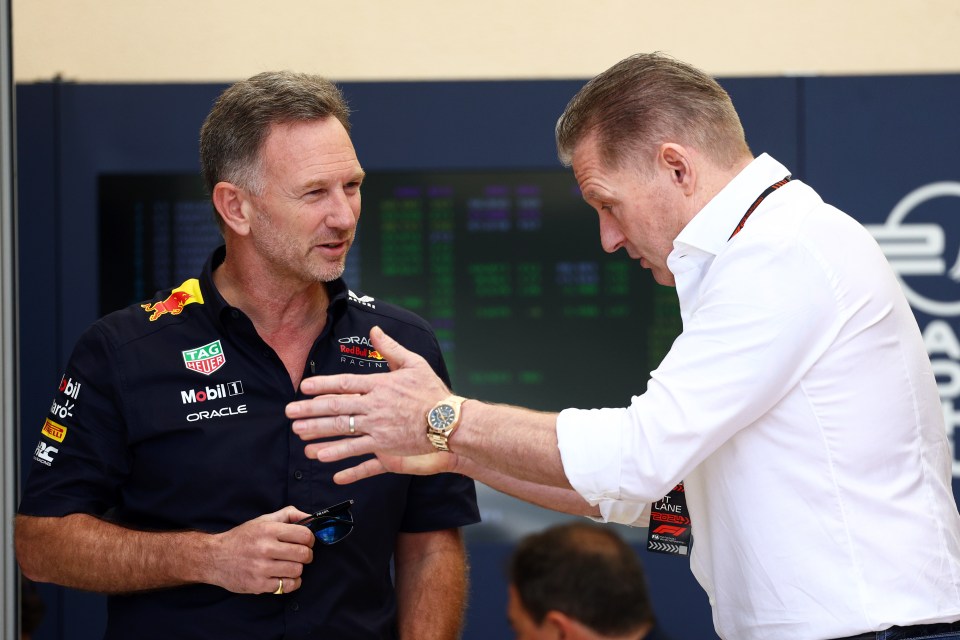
0, 0, 19, 636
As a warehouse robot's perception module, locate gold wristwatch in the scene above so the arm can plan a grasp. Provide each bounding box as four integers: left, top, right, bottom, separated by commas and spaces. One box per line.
426, 395, 466, 452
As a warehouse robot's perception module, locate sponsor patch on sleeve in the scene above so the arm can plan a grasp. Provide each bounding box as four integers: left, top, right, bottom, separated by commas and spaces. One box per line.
41, 418, 67, 443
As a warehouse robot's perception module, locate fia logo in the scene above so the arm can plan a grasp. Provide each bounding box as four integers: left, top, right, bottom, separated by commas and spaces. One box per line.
865, 182, 960, 316
34, 441, 58, 466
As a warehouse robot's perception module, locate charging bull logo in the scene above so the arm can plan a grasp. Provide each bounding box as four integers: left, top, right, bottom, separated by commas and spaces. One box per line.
140, 279, 205, 321
142, 291, 193, 321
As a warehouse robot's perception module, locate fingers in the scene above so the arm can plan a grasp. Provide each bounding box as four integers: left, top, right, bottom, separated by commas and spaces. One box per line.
285, 506, 314, 525
293, 328, 428, 399
333, 458, 390, 485
369, 326, 411, 369
265, 505, 313, 525
295, 370, 383, 397
214, 517, 315, 594
265, 575, 302, 596
286, 395, 366, 426
304, 436, 375, 463
328, 452, 455, 485
291, 414, 362, 441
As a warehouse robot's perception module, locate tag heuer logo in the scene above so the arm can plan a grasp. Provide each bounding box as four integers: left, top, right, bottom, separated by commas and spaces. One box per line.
182, 340, 225, 375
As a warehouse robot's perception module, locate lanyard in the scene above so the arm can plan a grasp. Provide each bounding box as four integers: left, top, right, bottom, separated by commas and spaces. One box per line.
728, 175, 791, 240
648, 174, 792, 558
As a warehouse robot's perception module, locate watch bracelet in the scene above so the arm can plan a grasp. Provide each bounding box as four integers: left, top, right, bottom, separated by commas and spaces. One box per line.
427, 432, 451, 452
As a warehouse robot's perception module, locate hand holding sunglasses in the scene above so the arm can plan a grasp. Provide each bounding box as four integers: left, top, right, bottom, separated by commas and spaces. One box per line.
296, 499, 355, 545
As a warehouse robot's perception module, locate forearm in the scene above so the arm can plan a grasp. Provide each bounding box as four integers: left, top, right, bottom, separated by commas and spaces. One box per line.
395, 529, 468, 640
15, 513, 213, 593
449, 400, 571, 489
455, 458, 600, 517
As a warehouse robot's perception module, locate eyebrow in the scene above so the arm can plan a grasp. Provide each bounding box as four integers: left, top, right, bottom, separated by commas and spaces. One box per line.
582, 188, 604, 203
302, 170, 366, 191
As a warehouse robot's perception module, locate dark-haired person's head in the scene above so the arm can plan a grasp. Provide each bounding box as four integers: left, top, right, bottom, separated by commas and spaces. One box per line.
508, 522, 656, 640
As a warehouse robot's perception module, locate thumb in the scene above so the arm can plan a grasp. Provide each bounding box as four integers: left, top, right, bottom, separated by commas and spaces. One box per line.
370, 326, 416, 370
261, 505, 312, 524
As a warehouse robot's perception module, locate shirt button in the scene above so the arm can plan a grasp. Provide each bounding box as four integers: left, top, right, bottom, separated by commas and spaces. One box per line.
230, 310, 240, 319
294, 470, 303, 480
290, 602, 300, 612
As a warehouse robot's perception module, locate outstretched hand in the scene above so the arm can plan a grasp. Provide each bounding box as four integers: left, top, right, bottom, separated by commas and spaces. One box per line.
287, 326, 453, 469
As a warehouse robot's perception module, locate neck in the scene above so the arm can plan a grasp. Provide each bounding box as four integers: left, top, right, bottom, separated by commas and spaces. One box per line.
213, 256, 330, 338
212, 245, 331, 390
577, 619, 653, 640
688, 154, 754, 220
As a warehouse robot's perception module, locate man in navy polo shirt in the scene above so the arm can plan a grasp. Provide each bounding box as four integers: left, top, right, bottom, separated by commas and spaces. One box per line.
15, 71, 480, 639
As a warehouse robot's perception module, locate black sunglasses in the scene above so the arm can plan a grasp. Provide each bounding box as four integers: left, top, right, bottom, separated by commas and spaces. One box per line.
296, 499, 355, 545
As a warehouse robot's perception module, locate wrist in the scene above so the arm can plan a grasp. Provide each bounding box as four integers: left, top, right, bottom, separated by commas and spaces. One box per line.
180, 530, 218, 585
445, 398, 476, 454
426, 394, 466, 452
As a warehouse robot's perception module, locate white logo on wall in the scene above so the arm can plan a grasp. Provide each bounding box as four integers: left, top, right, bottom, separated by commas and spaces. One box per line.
865, 182, 960, 316
866, 181, 960, 476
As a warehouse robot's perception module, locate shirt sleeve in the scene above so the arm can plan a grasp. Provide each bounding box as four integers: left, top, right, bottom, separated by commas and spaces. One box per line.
18, 322, 132, 517
557, 407, 651, 526
557, 224, 842, 512
398, 473, 481, 532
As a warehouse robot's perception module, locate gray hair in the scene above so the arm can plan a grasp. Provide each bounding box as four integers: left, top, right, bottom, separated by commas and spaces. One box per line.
199, 71, 351, 227
556, 52, 750, 173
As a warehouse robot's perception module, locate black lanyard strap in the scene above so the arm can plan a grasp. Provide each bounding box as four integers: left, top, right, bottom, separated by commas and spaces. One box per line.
728, 175, 791, 240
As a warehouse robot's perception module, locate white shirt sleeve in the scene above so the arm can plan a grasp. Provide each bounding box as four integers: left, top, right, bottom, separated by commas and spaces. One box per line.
556, 408, 651, 526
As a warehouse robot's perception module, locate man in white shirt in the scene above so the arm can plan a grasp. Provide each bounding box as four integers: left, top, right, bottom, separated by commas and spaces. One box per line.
286, 53, 960, 640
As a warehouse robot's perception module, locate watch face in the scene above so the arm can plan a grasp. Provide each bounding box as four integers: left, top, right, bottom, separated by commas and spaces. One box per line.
428, 404, 456, 431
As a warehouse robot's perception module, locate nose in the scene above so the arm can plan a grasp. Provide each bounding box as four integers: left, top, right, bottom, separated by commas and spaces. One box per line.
325, 188, 359, 231
598, 212, 624, 254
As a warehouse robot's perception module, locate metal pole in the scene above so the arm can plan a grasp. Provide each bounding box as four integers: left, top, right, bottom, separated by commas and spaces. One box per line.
0, 0, 19, 635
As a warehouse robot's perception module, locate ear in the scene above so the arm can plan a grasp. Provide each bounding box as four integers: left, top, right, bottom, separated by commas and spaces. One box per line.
658, 143, 697, 196
542, 611, 577, 639
211, 181, 253, 236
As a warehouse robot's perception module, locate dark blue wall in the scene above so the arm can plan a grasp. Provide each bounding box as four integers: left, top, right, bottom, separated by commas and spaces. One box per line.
15, 73, 960, 640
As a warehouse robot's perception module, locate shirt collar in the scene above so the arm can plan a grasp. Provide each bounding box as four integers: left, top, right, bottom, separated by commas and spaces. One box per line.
199, 245, 351, 329
673, 153, 791, 258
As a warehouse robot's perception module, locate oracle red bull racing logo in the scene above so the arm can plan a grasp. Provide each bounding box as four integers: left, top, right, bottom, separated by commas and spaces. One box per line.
141, 279, 204, 321
183, 340, 226, 375
338, 335, 387, 369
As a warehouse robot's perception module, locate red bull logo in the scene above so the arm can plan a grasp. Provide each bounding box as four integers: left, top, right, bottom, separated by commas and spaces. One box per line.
340, 344, 384, 360
338, 335, 388, 369
140, 279, 204, 322
142, 291, 193, 321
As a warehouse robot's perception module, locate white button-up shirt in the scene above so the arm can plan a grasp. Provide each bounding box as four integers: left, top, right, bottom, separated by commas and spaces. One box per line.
557, 154, 960, 640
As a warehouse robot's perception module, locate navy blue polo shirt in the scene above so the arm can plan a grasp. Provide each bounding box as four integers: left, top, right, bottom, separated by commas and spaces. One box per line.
19, 245, 480, 640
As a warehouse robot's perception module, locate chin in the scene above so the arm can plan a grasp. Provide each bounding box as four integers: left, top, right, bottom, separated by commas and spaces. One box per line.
652, 270, 677, 287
